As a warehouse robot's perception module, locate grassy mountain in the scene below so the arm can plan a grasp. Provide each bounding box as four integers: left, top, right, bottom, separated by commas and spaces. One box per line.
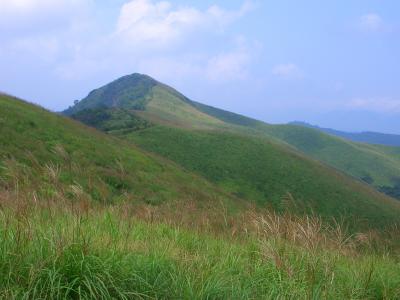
65, 74, 400, 197
0, 93, 241, 209
65, 74, 400, 227
290, 121, 400, 147
3, 93, 400, 298
64, 74, 224, 129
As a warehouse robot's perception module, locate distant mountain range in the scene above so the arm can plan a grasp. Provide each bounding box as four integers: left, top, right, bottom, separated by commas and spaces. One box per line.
290, 121, 400, 147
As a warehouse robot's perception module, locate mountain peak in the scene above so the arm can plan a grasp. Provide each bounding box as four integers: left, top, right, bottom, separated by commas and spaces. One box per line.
118, 72, 157, 83
64, 73, 159, 115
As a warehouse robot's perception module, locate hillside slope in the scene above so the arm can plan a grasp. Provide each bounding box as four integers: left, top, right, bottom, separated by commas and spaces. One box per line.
64, 74, 400, 227
0, 94, 241, 209
188, 97, 400, 195
262, 125, 400, 187
128, 126, 400, 226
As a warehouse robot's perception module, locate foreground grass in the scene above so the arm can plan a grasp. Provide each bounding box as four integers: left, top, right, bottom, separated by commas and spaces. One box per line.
1, 198, 400, 299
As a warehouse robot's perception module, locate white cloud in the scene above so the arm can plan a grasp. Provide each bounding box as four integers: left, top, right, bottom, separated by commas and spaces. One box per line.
358, 13, 384, 32
272, 63, 303, 79
347, 98, 400, 113
53, 0, 257, 81
115, 0, 255, 47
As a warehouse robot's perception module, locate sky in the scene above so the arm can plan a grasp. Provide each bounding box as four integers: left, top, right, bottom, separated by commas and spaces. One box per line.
0, 0, 399, 133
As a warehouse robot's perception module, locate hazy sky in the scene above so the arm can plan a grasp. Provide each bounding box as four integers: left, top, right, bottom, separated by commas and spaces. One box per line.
1, 0, 399, 133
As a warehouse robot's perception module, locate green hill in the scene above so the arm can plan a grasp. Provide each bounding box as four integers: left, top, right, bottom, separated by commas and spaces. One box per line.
64, 74, 400, 198
64, 74, 400, 227
188, 99, 400, 195
128, 126, 400, 225
0, 93, 241, 209
2, 91, 400, 298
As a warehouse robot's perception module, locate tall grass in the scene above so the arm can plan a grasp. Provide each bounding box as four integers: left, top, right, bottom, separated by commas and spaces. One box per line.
1, 188, 400, 299
1, 157, 400, 299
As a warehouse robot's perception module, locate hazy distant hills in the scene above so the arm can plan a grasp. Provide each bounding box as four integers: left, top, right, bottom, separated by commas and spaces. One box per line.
290, 121, 400, 147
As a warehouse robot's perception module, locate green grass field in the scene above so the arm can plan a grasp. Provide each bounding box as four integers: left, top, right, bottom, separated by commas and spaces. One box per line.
2, 92, 400, 298
1, 189, 400, 299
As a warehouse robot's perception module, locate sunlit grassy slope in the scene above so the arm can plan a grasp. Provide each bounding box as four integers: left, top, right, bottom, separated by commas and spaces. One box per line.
0, 94, 240, 208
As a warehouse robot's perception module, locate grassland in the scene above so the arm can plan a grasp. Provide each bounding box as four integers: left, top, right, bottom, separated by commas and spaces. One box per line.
260, 124, 400, 187
3, 94, 400, 298
190, 101, 400, 194
266, 125, 400, 195
64, 72, 400, 227
126, 125, 400, 228
71, 103, 400, 228
1, 184, 400, 299
0, 94, 240, 208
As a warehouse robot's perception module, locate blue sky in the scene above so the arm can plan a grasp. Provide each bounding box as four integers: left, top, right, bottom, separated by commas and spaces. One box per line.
0, 0, 399, 133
